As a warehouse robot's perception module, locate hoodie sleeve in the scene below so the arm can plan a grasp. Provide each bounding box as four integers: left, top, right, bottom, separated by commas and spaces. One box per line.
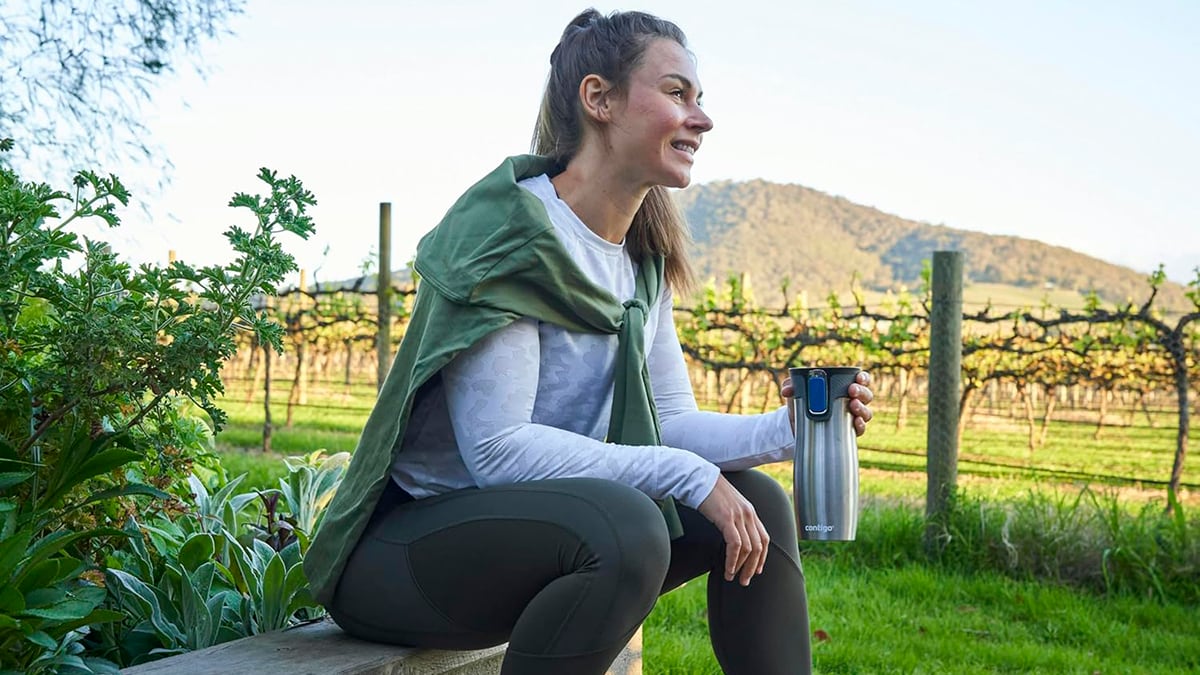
440, 317, 720, 509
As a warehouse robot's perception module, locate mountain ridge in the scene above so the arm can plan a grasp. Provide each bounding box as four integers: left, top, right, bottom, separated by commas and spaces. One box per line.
675, 178, 1192, 311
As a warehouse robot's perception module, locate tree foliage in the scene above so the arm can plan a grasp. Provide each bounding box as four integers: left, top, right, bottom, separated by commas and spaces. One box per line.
0, 0, 243, 179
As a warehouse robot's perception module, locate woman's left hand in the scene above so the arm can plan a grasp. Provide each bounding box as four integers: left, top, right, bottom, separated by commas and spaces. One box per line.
782, 370, 874, 437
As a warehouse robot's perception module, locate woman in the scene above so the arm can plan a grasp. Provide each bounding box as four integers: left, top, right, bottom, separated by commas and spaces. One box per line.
304, 9, 874, 675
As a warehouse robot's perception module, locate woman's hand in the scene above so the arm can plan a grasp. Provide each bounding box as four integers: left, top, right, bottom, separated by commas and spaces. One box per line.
782, 370, 875, 436
697, 474, 769, 586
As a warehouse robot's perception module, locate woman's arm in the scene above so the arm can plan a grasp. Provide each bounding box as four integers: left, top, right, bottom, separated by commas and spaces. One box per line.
649, 294, 796, 470
440, 317, 720, 508
651, 293, 874, 466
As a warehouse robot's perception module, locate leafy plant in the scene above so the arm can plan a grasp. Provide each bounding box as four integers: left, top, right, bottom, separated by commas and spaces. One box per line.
242, 491, 297, 553
0, 141, 314, 671
276, 450, 349, 551
220, 534, 314, 634
0, 431, 141, 674
96, 450, 343, 667
0, 512, 125, 674
104, 529, 235, 663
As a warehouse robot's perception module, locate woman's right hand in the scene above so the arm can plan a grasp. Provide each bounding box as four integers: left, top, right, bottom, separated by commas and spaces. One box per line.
697, 474, 769, 586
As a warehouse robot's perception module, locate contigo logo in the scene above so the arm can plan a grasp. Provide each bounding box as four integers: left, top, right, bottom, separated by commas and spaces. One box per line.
805, 524, 835, 533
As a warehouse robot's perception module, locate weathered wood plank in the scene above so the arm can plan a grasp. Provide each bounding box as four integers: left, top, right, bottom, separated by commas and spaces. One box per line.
119, 618, 642, 675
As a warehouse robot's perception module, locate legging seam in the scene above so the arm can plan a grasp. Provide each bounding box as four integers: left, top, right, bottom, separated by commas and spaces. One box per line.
768, 538, 803, 569
541, 576, 592, 652
333, 542, 468, 634
402, 542, 469, 632
709, 547, 808, 675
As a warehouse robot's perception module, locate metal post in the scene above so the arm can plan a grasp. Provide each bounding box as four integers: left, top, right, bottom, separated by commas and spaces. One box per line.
925, 250, 962, 554
377, 203, 392, 392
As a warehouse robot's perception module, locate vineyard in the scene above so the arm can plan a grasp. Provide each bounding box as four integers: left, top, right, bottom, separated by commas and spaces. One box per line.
222, 265, 1200, 496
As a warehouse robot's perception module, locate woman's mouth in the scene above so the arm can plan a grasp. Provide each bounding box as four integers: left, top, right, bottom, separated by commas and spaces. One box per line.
671, 141, 698, 156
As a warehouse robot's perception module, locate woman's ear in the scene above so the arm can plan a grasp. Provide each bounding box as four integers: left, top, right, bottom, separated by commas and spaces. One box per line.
579, 74, 615, 123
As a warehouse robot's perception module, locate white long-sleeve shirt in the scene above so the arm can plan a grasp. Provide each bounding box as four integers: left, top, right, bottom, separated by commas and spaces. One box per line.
390, 174, 795, 509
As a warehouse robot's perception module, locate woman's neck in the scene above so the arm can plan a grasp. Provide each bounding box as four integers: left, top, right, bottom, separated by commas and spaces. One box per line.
550, 147, 648, 244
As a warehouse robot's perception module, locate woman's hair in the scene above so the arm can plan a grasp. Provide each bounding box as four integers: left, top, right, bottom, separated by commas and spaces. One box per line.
532, 8, 695, 293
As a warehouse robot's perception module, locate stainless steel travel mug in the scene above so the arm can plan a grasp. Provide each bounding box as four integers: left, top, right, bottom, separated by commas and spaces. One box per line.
790, 366, 862, 541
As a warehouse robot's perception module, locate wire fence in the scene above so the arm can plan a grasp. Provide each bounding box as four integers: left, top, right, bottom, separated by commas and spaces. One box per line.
216, 270, 1198, 496
216, 374, 1197, 492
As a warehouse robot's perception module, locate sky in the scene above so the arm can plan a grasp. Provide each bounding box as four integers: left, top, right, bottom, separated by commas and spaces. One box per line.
88, 0, 1199, 288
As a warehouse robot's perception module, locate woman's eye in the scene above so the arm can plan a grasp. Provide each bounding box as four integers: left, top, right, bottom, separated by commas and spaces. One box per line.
670, 89, 685, 99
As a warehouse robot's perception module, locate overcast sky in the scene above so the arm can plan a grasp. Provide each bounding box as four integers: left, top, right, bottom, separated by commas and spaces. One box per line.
91, 0, 1199, 287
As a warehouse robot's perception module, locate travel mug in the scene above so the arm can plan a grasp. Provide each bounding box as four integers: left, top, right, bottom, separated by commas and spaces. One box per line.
789, 366, 862, 541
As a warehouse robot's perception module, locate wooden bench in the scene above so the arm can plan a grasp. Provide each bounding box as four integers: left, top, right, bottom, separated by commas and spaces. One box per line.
120, 618, 642, 674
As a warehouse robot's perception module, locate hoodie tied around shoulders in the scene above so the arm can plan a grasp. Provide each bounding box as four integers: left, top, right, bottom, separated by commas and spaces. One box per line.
303, 154, 683, 605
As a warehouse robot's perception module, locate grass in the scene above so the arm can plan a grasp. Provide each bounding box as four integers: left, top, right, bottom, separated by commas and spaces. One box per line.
209, 382, 1200, 673
647, 562, 1200, 674
214, 382, 372, 456
212, 448, 292, 491
860, 408, 1194, 489
214, 381, 1197, 498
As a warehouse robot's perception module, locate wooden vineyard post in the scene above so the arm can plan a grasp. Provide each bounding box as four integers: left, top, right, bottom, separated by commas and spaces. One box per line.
377, 202, 392, 393
262, 296, 273, 453
298, 268, 309, 405
287, 270, 308, 428
925, 251, 962, 555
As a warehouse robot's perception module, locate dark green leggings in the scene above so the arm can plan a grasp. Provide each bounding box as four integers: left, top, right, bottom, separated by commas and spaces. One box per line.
328, 470, 812, 674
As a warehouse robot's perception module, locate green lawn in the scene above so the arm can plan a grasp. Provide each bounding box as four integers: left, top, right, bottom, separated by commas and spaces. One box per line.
214, 382, 1198, 507
647, 561, 1200, 674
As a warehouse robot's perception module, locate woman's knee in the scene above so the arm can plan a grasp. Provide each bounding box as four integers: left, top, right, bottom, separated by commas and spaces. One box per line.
725, 470, 797, 545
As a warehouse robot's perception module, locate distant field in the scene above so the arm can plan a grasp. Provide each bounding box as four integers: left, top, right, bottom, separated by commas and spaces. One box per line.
809, 281, 1108, 314
213, 383, 1198, 507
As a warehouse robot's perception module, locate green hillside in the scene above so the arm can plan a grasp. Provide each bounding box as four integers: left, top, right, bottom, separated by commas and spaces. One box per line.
675, 179, 1193, 311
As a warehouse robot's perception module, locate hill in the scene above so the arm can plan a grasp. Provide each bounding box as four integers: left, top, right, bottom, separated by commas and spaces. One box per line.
675, 179, 1192, 311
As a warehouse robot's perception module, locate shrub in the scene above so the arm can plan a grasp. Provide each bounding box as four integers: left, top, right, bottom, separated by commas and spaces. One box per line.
808, 487, 1200, 604
0, 139, 314, 673
95, 453, 347, 667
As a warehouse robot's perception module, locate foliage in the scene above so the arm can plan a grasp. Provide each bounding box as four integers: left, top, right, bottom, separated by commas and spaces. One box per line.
0, 488, 125, 674
0, 0, 244, 182
0, 143, 313, 671
276, 451, 350, 551
97, 452, 343, 667
806, 487, 1200, 605
0, 431, 138, 674
671, 270, 1199, 496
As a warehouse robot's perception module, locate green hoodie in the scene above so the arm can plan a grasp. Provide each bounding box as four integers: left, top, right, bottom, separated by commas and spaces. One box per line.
304, 155, 681, 605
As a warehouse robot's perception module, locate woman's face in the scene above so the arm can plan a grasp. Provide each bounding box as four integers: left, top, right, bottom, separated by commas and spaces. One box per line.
605, 38, 714, 190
